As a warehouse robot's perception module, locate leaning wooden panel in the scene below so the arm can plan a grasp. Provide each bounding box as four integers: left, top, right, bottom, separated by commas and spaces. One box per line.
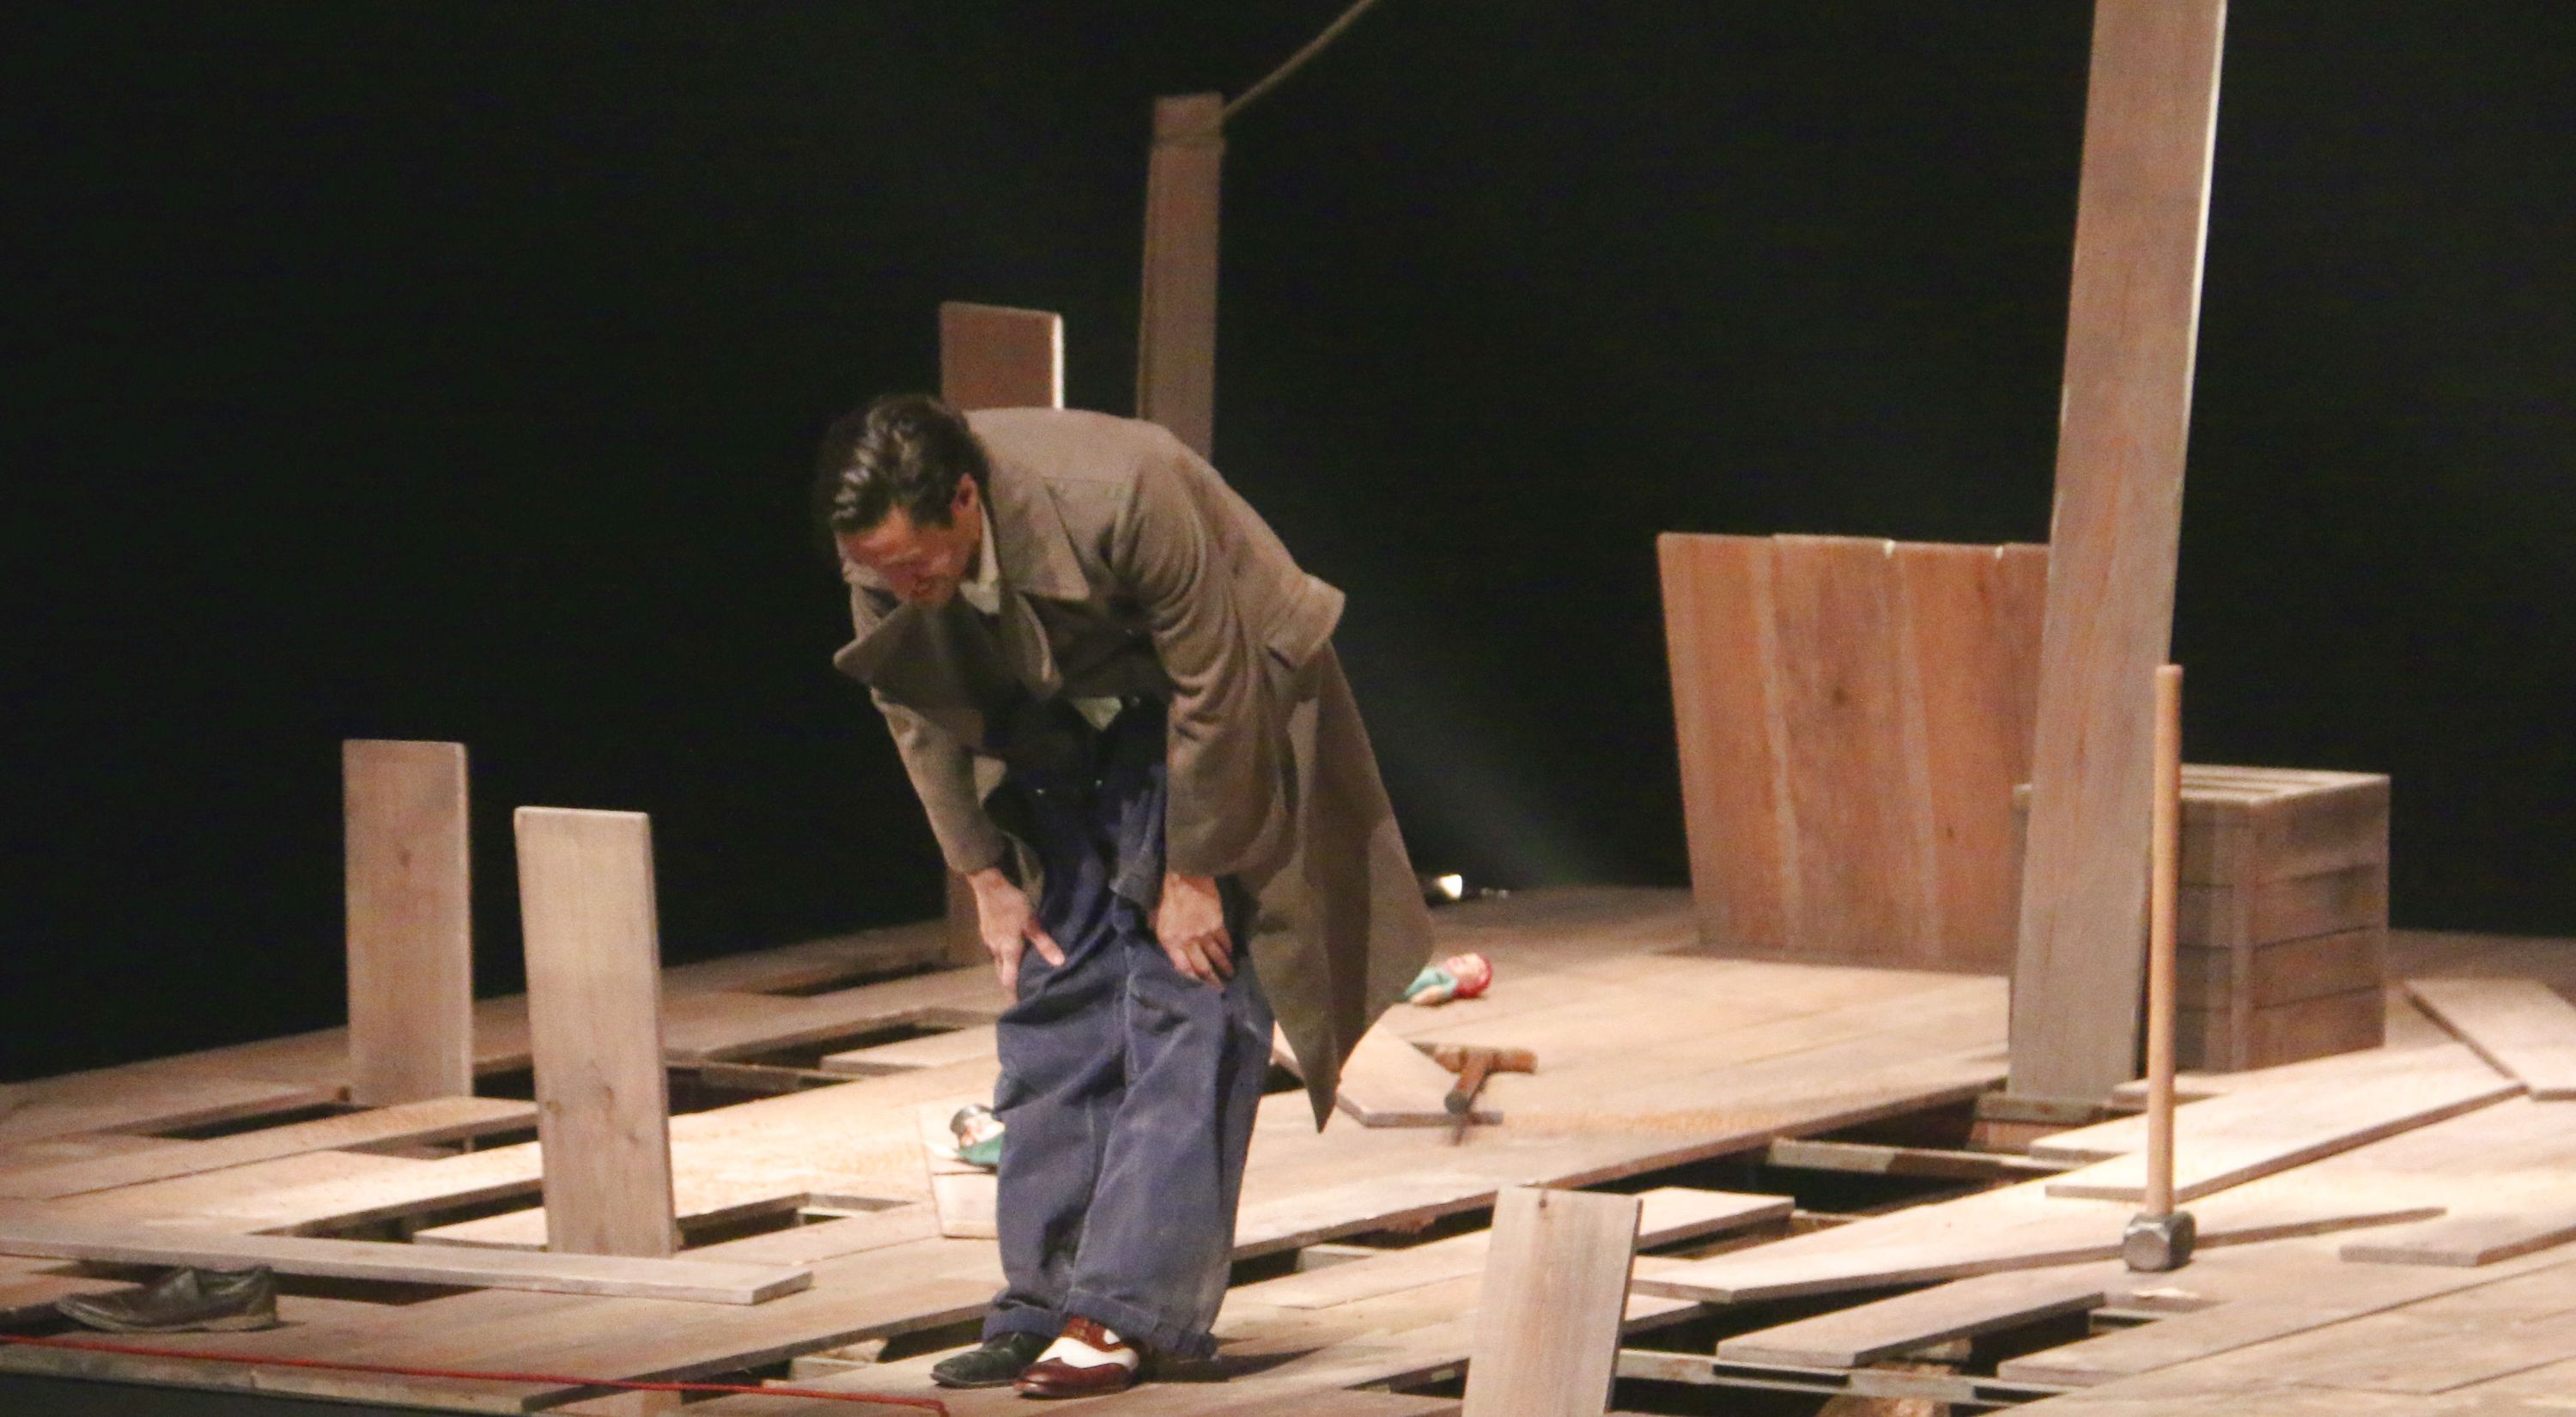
1136, 93, 1224, 456
1896, 542, 2049, 971
1771, 535, 1938, 964
1656, 533, 1792, 955
1461, 1187, 1640, 1417
344, 739, 473, 1105
2407, 976, 2576, 1100
2010, 0, 2229, 1102
513, 807, 677, 1258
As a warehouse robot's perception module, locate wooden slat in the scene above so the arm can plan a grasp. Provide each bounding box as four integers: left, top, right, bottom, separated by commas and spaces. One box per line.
1461, 1187, 1640, 1417
1657, 533, 1792, 955
1328, 1026, 1493, 1128
0, 1097, 533, 1200
343, 739, 475, 1105
2181, 863, 2387, 951
513, 807, 677, 1258
2009, 0, 2230, 1103
0, 1215, 808, 1304
2177, 927, 2385, 1011
1719, 1262, 2118, 1368
2043, 1045, 2518, 1203
1895, 541, 2050, 972
2408, 977, 2576, 1100
1261, 1189, 1789, 1311
2342, 1209, 2576, 1268
1135, 93, 1223, 456
0, 1075, 337, 1147
937, 301, 1062, 414
1770, 535, 1938, 964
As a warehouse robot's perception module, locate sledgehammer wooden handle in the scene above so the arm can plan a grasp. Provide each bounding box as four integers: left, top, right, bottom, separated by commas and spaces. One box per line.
2145, 664, 2183, 1219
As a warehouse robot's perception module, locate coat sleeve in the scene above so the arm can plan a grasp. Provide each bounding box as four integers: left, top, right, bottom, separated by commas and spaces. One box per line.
1108, 447, 1287, 880
872, 689, 1011, 876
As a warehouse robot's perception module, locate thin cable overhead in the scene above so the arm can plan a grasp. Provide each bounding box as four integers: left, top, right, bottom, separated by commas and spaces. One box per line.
1222, 0, 1392, 122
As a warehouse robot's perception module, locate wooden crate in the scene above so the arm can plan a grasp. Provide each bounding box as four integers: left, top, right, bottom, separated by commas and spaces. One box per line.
2016, 766, 2391, 1073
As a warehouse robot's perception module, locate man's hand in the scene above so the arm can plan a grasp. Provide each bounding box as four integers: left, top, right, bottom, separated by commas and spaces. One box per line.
1155, 872, 1233, 984
967, 867, 1065, 993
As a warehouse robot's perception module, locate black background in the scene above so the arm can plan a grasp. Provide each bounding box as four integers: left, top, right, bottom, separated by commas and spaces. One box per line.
7, 3, 2571, 1081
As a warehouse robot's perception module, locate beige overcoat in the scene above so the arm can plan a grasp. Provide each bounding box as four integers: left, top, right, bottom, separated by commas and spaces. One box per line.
833, 408, 1432, 1125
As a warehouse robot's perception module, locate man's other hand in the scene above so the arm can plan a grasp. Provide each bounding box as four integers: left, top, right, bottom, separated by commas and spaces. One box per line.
967, 867, 1065, 993
1156, 872, 1234, 984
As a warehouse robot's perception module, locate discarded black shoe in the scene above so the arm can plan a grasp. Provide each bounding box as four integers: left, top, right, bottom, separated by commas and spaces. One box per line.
929, 1329, 1053, 1388
55, 1266, 280, 1334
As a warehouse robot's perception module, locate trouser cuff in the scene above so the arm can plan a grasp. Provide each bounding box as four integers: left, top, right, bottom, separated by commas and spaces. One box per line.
981, 1305, 1063, 1342
1065, 1289, 1218, 1360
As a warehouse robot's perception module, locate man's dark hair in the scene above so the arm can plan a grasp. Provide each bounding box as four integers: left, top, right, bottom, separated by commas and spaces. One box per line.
812, 393, 988, 537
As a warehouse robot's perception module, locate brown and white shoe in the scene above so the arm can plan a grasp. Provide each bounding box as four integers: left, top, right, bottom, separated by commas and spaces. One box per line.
1014, 1316, 1144, 1398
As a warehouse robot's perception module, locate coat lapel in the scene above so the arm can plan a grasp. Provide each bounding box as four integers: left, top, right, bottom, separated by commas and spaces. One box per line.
983, 459, 1090, 699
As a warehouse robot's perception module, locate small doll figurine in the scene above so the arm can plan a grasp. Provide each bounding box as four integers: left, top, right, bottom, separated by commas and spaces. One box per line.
1400, 951, 1494, 1006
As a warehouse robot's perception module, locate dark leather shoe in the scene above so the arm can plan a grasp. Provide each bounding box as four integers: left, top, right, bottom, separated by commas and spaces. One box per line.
929, 1330, 1053, 1389
56, 1267, 279, 1334
1015, 1316, 1144, 1399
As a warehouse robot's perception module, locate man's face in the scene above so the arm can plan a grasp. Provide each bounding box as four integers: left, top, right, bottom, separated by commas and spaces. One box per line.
836, 477, 982, 608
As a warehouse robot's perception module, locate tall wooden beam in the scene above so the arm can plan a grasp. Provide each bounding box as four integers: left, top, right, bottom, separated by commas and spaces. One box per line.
2010, 0, 2228, 1101
343, 739, 473, 1105
1135, 93, 1224, 456
936, 301, 1066, 966
513, 807, 677, 1258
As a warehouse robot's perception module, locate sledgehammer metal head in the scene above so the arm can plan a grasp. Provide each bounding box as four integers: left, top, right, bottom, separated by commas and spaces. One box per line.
2123, 1208, 2197, 1272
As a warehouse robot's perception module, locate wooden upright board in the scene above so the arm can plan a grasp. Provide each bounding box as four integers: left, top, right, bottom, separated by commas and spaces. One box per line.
1461, 1187, 1641, 1417
1658, 535, 2046, 971
343, 739, 473, 1105
937, 301, 1066, 967
2010, 0, 2229, 1102
513, 807, 677, 1258
1136, 93, 1224, 456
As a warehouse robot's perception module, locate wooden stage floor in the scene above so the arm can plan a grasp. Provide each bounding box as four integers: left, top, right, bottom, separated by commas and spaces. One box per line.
1, 887, 2571, 1415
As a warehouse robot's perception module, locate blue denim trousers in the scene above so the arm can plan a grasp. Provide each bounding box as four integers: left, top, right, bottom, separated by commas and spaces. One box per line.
980, 702, 1275, 1359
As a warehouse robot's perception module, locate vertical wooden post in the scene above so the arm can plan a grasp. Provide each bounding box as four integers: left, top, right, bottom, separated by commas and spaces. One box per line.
513, 807, 677, 1258
2009, 0, 2228, 1101
936, 300, 1066, 966
343, 739, 473, 1105
1135, 93, 1224, 457
1461, 1186, 1641, 1417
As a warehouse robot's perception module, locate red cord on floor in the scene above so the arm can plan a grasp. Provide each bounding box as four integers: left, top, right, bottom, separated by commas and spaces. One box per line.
0, 1333, 947, 1413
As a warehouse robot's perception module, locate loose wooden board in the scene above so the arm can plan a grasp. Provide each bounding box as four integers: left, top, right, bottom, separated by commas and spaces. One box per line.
0, 1215, 810, 1304
1136, 94, 1223, 455
513, 806, 678, 1258
1324, 1026, 1498, 1128
1719, 1261, 2122, 1368
1460, 1188, 1640, 1417
343, 739, 475, 1105
2408, 977, 2576, 1100
2342, 1209, 2576, 1268
0, 1097, 534, 1200
2010, 0, 2230, 1103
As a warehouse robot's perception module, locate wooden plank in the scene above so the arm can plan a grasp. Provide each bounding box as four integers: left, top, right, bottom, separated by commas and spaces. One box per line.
2178, 984, 2385, 1073
1633, 1174, 2438, 1306
0, 1215, 808, 1304
2180, 863, 2386, 952
1719, 1262, 2118, 1368
0, 1075, 338, 1147
2409, 977, 2576, 1100
1657, 533, 1792, 955
1135, 93, 1223, 456
2342, 1209, 2576, 1268
1331, 1026, 1493, 1128
1260, 1189, 1789, 1311
343, 739, 475, 1105
513, 807, 677, 1258
2009, 0, 2230, 1103
2178, 927, 2385, 1011
1461, 1187, 1640, 1417
1770, 535, 1938, 964
0, 1097, 534, 1200
2236, 1263, 2576, 1396
821, 1020, 996, 1072
1895, 541, 2050, 973
2043, 1045, 2518, 1203
937, 301, 1061, 414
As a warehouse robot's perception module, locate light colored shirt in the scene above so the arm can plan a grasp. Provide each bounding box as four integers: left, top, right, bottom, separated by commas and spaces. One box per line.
968, 498, 1122, 731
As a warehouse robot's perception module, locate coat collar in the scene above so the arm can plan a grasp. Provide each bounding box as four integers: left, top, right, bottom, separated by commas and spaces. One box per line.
830, 459, 1086, 697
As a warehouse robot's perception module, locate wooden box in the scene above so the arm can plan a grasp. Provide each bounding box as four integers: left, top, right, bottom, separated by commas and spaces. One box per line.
2016, 766, 2391, 1073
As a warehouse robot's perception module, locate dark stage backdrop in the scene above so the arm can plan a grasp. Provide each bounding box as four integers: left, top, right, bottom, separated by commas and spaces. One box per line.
7, 3, 2571, 1080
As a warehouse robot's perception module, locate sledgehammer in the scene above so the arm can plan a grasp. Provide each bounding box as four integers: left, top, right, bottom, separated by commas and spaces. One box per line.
2124, 664, 2196, 1273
